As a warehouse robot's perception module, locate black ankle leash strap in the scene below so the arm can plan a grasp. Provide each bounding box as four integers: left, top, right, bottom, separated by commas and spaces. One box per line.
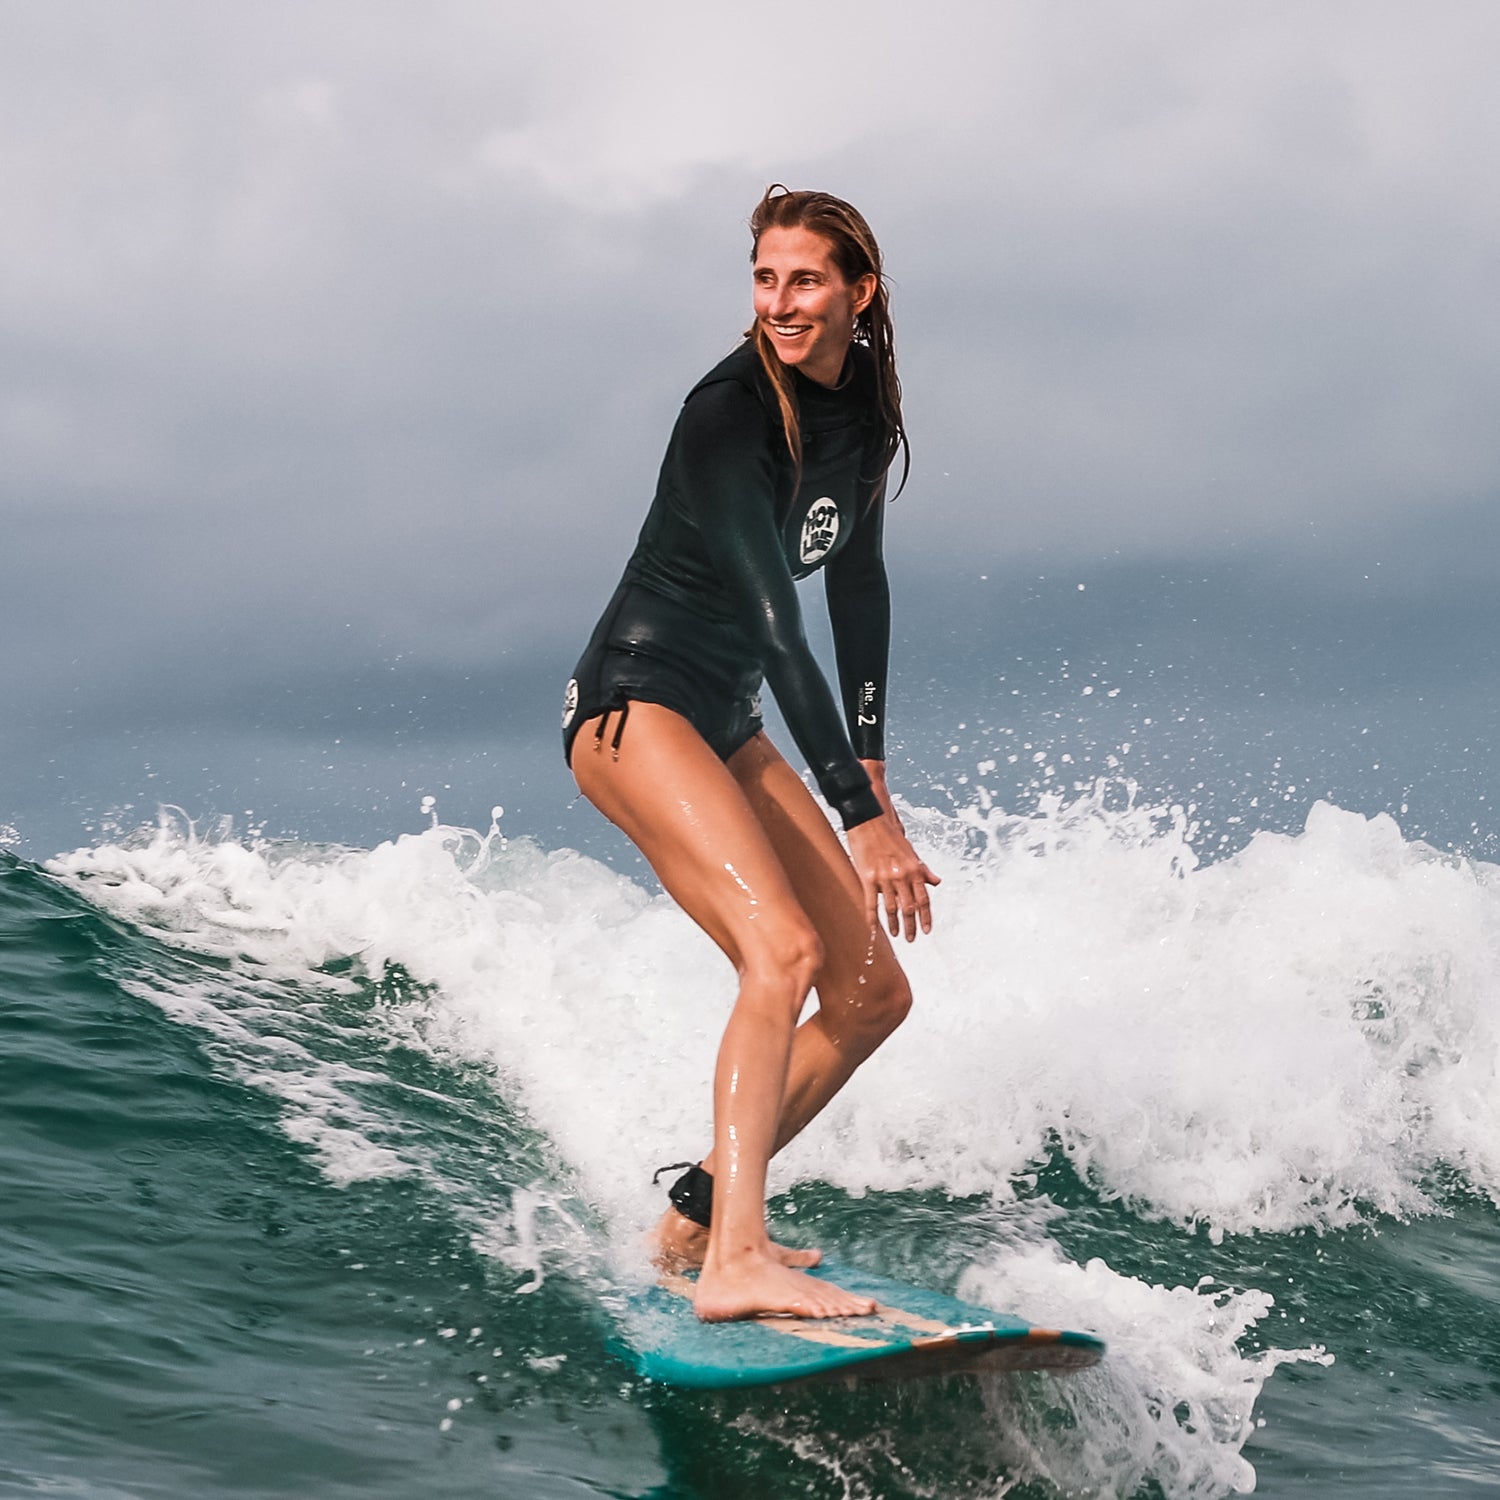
653, 1160, 713, 1228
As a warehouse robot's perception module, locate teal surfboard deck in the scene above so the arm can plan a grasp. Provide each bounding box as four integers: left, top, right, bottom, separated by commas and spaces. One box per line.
610, 1258, 1105, 1390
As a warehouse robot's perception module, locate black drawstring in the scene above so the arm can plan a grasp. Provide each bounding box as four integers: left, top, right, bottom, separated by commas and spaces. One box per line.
592, 700, 631, 760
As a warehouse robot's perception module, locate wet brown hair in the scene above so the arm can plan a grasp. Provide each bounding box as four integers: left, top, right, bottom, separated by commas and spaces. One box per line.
747, 185, 909, 500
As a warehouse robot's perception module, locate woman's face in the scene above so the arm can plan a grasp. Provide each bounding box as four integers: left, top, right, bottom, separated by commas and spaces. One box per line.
752, 226, 876, 387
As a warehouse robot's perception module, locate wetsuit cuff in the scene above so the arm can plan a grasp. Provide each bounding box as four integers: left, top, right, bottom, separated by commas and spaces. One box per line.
820, 766, 883, 830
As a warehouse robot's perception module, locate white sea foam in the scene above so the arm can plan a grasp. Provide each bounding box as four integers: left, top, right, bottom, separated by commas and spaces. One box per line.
46, 788, 1500, 1495
961, 1245, 1329, 1498
47, 789, 1500, 1232
815, 789, 1500, 1238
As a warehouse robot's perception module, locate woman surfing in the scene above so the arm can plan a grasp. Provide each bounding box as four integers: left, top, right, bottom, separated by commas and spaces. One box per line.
564, 186, 938, 1322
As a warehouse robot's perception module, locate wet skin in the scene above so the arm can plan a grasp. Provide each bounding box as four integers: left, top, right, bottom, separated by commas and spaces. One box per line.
572, 704, 936, 1321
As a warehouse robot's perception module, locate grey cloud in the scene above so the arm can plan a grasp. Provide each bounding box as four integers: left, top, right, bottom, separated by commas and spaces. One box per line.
3, 1, 1498, 852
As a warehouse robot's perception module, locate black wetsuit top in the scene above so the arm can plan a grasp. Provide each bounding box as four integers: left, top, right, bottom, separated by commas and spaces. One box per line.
566, 341, 890, 829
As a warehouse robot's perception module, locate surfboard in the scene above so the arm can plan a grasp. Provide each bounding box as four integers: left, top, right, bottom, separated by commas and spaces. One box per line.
609, 1257, 1105, 1390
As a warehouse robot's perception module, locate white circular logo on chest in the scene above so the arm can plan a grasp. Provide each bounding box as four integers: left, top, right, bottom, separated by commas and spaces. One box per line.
799, 498, 839, 566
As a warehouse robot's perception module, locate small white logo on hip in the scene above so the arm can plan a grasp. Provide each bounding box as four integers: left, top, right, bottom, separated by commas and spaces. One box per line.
799, 498, 839, 565
561, 678, 579, 728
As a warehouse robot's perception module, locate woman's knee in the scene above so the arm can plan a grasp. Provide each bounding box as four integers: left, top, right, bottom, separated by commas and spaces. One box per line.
882, 969, 914, 1030
866, 968, 913, 1037
741, 919, 824, 1002
828, 965, 912, 1051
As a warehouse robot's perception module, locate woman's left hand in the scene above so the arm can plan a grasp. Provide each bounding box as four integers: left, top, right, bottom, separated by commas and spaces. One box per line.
847, 761, 940, 942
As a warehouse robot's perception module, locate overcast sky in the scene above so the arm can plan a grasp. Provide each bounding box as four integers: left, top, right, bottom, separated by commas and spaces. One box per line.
3, 0, 1498, 851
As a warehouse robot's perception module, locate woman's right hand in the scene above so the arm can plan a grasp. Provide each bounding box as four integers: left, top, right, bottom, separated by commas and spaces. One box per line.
845, 811, 940, 943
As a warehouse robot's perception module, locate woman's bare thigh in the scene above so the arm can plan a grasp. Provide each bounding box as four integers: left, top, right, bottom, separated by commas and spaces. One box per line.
726, 732, 906, 1008
570, 704, 813, 974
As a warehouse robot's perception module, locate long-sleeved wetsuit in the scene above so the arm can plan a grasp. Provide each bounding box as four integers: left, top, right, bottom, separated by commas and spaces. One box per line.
562, 340, 891, 829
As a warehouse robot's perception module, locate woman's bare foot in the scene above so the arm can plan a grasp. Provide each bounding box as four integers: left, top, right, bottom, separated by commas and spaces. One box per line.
650, 1207, 820, 1272
693, 1249, 877, 1323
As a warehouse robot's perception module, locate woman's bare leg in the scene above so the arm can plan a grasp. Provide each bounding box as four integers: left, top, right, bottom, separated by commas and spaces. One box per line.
572, 703, 877, 1321
653, 730, 913, 1269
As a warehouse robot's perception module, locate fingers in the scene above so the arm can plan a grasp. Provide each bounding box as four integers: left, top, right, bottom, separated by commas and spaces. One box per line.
900, 871, 932, 942
874, 860, 940, 943
909, 871, 933, 940
883, 886, 901, 938
846, 817, 940, 942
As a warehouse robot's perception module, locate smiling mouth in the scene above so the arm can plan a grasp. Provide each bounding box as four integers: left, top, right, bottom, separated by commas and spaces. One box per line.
771, 323, 811, 339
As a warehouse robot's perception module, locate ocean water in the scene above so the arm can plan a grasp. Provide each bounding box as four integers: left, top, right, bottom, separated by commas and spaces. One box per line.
5, 773, 1500, 1497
